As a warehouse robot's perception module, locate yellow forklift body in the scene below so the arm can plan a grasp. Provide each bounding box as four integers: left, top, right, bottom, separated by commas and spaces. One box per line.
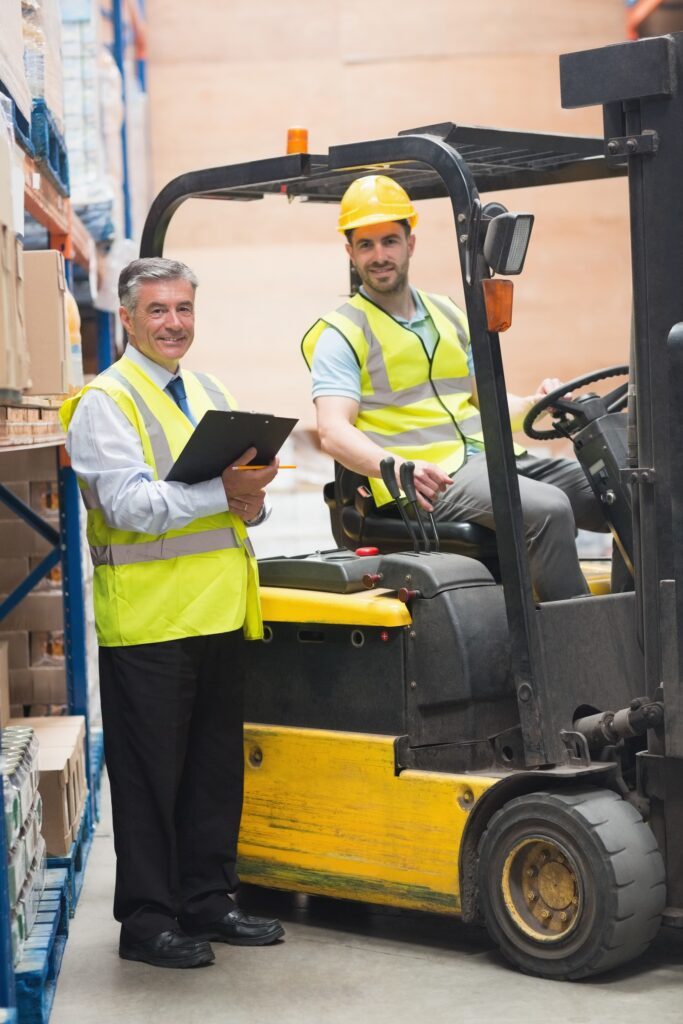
260, 586, 412, 626
239, 724, 498, 913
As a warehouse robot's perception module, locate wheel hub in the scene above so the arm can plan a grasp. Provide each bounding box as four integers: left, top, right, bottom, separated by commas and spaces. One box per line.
501, 838, 581, 942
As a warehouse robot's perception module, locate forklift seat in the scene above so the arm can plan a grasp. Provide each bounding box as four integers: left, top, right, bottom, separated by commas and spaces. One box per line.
324, 463, 499, 566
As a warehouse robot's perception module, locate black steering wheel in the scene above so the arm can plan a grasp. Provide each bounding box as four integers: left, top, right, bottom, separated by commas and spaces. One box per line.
523, 365, 629, 441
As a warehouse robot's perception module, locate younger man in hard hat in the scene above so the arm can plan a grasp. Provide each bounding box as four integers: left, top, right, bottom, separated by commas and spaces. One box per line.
302, 175, 608, 602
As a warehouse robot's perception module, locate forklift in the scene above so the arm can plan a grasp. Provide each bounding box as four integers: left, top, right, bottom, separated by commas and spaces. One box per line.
139, 32, 683, 979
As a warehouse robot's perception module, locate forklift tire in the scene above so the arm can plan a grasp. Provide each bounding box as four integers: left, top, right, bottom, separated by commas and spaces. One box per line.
476, 787, 665, 980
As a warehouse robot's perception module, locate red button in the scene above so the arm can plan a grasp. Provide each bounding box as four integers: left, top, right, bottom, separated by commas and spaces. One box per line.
355, 546, 380, 557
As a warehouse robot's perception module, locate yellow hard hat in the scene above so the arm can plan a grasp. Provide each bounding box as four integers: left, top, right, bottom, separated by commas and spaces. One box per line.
338, 174, 418, 234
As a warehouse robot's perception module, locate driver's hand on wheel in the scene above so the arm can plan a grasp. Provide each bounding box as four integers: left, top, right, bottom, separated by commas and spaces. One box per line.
528, 377, 572, 417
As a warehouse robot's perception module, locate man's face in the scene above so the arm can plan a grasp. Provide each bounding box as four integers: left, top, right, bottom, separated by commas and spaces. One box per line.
119, 278, 196, 371
346, 222, 415, 295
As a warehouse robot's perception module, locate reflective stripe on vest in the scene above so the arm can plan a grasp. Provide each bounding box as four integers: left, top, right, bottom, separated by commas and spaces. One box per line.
332, 301, 477, 413
192, 371, 232, 411
90, 526, 240, 567
362, 413, 484, 449
104, 365, 175, 479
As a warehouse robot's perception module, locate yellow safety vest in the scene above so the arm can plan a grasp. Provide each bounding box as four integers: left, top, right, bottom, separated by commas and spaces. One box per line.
302, 290, 524, 507
59, 354, 263, 647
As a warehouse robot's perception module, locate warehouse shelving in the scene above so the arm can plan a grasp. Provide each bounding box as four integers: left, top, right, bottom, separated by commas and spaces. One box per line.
1, 0, 149, 1012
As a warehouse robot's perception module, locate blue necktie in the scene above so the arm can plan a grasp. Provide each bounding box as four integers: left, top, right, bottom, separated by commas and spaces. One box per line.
166, 375, 196, 426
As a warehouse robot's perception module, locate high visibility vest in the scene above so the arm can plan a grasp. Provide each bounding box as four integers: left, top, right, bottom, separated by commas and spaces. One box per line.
59, 354, 263, 647
302, 291, 525, 507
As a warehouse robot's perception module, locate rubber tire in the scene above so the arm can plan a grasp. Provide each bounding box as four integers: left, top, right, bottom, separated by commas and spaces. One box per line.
477, 788, 665, 980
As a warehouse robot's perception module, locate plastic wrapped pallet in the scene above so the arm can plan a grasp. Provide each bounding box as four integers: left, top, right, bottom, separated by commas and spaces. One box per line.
61, 0, 110, 208
0, 0, 32, 124
22, 0, 65, 132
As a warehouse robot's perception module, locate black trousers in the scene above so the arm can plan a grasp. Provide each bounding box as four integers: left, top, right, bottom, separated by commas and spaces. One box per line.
99, 630, 245, 940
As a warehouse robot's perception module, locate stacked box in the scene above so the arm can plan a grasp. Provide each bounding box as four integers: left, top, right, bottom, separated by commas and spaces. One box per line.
24, 249, 83, 396
0, 459, 68, 711
9, 715, 86, 857
1, 724, 45, 965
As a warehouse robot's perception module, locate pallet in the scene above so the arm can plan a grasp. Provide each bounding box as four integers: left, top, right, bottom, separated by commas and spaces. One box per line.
30, 100, 69, 198
14, 869, 68, 1024
46, 800, 93, 918
0, 79, 33, 156
90, 728, 105, 823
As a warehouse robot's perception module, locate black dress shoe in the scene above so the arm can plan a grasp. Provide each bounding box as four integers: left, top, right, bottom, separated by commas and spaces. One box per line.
119, 928, 215, 968
182, 907, 285, 946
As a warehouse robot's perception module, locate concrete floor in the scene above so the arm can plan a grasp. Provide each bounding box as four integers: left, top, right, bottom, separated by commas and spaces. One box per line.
49, 776, 683, 1024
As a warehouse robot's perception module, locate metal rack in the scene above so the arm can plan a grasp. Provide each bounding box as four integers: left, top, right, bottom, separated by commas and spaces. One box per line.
0, 1, 147, 1015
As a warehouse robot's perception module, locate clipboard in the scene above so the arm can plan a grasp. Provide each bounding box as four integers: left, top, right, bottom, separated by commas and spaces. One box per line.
165, 410, 299, 485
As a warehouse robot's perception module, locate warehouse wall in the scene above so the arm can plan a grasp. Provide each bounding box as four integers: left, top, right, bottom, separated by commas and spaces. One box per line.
144, 1, 629, 433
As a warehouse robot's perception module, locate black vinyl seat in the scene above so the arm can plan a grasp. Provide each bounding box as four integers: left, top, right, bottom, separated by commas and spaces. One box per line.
324, 464, 499, 570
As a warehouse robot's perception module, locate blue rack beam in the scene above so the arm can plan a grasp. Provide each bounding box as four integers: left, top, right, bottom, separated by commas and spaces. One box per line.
112, 0, 133, 239
46, 802, 93, 918
57, 453, 93, 821
96, 310, 116, 372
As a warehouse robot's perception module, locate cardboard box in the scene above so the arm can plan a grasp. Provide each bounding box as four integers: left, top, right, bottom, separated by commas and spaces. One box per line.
0, 631, 30, 670
29, 481, 60, 518
0, 448, 58, 483
0, 639, 9, 729
30, 666, 66, 704
0, 592, 63, 632
5, 664, 65, 704
0, 558, 30, 593
8, 668, 33, 705
34, 746, 71, 856
0, 483, 30, 519
0, 521, 54, 557
23, 251, 71, 396
26, 704, 67, 718
28, 557, 62, 591
18, 715, 87, 857
22, 715, 85, 751
30, 630, 64, 665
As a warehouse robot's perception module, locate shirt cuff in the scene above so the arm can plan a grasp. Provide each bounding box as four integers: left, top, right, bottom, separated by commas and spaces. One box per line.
190, 476, 229, 516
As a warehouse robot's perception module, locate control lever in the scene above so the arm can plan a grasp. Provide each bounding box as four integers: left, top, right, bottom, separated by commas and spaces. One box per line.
379, 457, 419, 553
399, 462, 431, 553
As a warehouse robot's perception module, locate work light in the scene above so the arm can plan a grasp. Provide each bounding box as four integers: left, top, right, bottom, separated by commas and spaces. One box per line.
483, 213, 535, 275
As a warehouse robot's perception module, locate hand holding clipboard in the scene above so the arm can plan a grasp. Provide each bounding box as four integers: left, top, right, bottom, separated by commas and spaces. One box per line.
165, 410, 298, 522
223, 446, 279, 522
165, 410, 298, 484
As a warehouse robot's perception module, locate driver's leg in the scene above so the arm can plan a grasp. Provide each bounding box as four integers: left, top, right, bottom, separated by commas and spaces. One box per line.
515, 453, 608, 534
433, 453, 588, 601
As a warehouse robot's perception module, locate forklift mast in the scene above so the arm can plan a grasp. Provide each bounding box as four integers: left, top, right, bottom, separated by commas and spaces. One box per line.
561, 31, 683, 920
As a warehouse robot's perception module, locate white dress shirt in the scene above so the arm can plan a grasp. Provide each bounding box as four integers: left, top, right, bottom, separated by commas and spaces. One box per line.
66, 346, 265, 534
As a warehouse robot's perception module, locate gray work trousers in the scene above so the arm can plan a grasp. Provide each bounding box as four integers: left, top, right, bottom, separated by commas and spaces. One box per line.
432, 452, 608, 602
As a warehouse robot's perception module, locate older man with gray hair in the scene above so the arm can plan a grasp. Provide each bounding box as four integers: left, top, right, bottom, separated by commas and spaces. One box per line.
60, 258, 284, 968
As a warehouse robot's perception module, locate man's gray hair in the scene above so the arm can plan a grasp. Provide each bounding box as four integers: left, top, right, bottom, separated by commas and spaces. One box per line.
118, 258, 199, 314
